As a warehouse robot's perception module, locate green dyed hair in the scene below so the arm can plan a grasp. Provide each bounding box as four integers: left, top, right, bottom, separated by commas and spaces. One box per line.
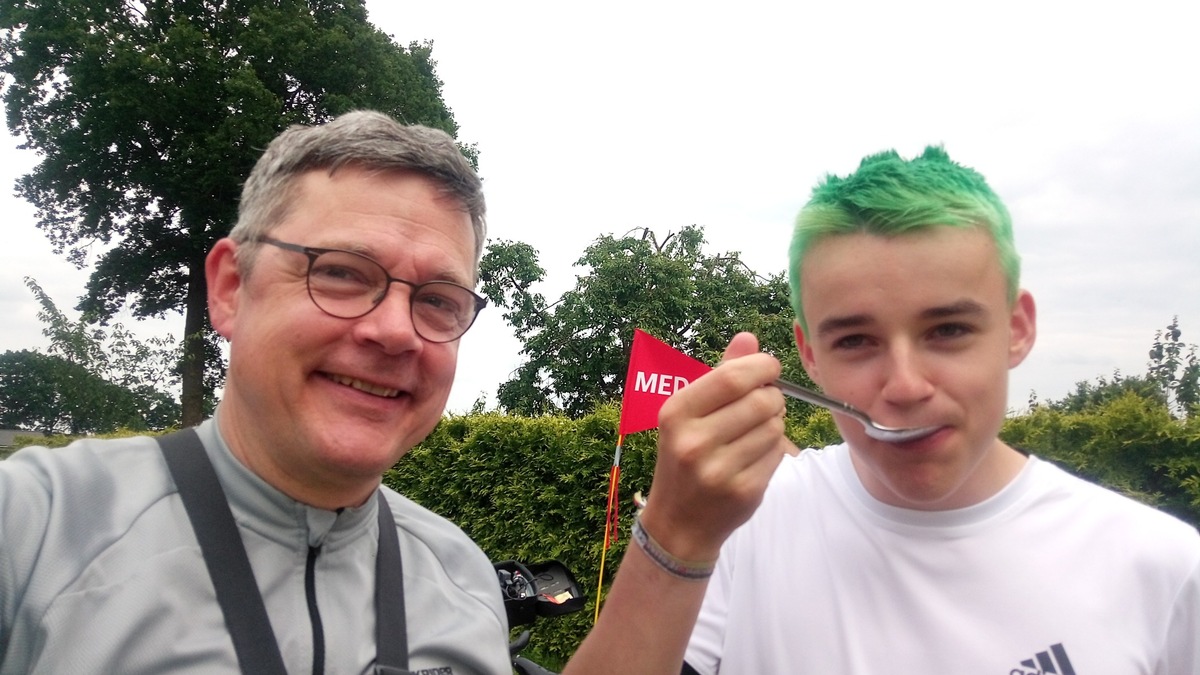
788, 145, 1019, 337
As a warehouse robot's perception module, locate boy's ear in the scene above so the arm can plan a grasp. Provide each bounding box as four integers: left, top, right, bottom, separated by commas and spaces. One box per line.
1008, 290, 1037, 369
794, 320, 821, 384
206, 238, 242, 340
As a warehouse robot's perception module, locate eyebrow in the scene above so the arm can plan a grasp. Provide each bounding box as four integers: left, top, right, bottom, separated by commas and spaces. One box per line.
330, 241, 475, 287
921, 299, 986, 320
814, 299, 986, 338
814, 313, 873, 338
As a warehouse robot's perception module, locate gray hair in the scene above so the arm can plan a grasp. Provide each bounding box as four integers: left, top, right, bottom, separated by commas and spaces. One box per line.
230, 110, 486, 275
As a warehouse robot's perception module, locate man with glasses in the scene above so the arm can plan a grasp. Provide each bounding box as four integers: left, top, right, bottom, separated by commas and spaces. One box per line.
0, 111, 510, 673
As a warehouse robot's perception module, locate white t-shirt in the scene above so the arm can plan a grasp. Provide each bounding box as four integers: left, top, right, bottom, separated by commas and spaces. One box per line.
685, 445, 1200, 674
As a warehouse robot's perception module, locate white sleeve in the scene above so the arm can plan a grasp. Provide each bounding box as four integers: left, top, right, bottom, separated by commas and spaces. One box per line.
1158, 555, 1200, 675
683, 537, 737, 675
0, 448, 53, 633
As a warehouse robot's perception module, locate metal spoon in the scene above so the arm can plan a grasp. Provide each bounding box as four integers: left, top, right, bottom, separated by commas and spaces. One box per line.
773, 378, 940, 443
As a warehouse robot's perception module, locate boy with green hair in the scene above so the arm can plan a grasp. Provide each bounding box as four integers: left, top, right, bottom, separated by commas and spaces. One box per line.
567, 147, 1200, 673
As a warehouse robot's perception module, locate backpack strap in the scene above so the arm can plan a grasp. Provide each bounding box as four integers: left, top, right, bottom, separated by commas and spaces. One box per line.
158, 428, 289, 675
373, 490, 411, 673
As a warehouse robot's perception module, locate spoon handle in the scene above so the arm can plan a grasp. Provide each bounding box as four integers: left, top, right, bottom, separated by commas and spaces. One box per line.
772, 378, 870, 426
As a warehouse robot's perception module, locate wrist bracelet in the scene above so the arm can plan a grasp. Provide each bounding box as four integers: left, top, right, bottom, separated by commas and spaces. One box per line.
631, 513, 716, 581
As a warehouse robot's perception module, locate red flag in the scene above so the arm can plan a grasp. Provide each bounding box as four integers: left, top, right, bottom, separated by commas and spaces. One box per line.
618, 329, 712, 435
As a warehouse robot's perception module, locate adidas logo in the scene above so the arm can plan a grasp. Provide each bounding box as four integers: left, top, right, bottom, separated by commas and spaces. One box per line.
1009, 643, 1075, 675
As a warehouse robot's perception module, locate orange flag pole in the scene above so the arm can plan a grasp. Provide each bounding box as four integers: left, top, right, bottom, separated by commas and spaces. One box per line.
593, 435, 623, 624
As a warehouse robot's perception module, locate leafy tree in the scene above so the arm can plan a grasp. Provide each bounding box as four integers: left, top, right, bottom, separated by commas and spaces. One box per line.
0, 0, 468, 425
0, 278, 181, 434
1147, 316, 1199, 417
26, 278, 180, 399
0, 349, 167, 435
480, 226, 810, 416
1042, 371, 1165, 414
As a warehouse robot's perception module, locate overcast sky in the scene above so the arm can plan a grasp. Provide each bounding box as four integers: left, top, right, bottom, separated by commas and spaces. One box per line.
1, 0, 1197, 416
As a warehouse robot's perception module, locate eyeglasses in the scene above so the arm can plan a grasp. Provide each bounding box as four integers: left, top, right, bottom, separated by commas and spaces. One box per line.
254, 237, 487, 343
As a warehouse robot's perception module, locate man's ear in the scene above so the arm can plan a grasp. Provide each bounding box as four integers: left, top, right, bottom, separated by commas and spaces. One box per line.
793, 320, 821, 384
206, 238, 242, 340
1008, 289, 1037, 369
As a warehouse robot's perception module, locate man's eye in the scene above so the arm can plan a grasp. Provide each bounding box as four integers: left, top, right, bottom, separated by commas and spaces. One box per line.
416, 291, 461, 314
312, 263, 372, 286
419, 294, 449, 309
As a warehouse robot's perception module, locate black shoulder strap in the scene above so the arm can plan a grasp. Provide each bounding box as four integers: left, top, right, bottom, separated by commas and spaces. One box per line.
373, 490, 411, 674
158, 428, 289, 675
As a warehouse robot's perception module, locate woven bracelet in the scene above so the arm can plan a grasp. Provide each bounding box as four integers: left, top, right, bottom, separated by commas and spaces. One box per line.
630, 514, 716, 581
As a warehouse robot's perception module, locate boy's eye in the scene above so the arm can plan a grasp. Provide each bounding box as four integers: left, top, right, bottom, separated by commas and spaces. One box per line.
832, 334, 869, 350
930, 323, 972, 339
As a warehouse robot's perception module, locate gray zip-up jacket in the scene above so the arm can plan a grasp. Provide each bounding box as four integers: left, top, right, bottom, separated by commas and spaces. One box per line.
0, 416, 510, 674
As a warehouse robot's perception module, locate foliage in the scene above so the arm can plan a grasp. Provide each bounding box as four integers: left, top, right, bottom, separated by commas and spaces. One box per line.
0, 350, 143, 434
0, 278, 180, 434
480, 226, 810, 417
28, 278, 182, 402
0, 0, 467, 425
1147, 316, 1199, 417
1041, 370, 1165, 413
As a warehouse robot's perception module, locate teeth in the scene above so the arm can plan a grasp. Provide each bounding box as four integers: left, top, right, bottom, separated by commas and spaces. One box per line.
328, 374, 400, 398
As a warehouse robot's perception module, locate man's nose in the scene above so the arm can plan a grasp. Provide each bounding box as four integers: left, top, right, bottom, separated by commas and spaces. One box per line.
353, 284, 424, 353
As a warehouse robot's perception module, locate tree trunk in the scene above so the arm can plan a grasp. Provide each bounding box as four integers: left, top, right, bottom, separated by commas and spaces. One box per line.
180, 256, 209, 427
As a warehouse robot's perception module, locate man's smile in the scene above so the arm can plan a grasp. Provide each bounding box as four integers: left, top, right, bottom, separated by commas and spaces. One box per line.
323, 372, 402, 399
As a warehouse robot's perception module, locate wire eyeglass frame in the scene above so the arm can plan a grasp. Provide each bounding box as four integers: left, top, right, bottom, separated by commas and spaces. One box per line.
253, 236, 486, 343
